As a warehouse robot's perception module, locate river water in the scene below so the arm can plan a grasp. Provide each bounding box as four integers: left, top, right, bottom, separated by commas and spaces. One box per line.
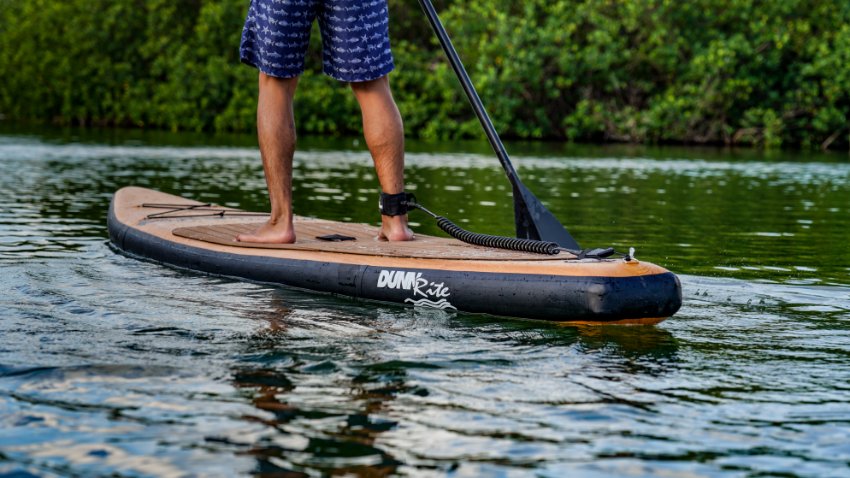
1, 127, 848, 477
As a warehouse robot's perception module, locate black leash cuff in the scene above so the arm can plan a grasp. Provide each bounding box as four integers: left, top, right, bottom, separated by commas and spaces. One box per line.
379, 192, 416, 216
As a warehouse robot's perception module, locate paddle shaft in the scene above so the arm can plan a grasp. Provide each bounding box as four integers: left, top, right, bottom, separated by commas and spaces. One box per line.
415, 0, 581, 250
415, 0, 519, 181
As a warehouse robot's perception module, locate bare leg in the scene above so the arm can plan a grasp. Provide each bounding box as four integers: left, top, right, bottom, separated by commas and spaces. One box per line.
237, 73, 298, 244
350, 75, 414, 241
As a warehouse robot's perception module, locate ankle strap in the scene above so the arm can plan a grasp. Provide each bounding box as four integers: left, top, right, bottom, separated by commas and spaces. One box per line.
379, 192, 415, 216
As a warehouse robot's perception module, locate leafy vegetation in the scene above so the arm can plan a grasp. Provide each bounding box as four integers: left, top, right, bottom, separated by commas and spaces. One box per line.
1, 0, 849, 149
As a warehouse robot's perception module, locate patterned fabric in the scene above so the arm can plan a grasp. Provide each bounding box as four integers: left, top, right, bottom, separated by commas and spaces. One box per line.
240, 0, 395, 82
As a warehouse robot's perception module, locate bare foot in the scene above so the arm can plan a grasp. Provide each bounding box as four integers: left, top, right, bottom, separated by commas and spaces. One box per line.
236, 219, 296, 244
377, 215, 414, 241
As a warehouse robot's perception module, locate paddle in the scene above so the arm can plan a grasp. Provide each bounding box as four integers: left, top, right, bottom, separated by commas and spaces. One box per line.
415, 0, 581, 250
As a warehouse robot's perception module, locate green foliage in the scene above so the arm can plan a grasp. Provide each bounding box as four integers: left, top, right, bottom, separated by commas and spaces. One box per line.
1, 0, 849, 149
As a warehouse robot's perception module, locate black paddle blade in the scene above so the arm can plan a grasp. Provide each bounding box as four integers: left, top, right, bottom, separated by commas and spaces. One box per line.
512, 181, 580, 250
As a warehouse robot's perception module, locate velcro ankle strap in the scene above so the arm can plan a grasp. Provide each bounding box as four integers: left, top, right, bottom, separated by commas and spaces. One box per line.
379, 192, 415, 216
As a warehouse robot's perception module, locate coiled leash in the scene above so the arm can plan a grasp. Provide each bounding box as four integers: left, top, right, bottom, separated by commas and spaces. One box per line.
379, 192, 625, 259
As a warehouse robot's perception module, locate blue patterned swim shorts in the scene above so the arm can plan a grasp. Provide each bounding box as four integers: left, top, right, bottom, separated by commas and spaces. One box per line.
240, 0, 395, 82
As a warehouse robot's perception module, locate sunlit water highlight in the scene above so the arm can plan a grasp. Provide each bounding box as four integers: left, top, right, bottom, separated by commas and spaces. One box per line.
0, 128, 848, 477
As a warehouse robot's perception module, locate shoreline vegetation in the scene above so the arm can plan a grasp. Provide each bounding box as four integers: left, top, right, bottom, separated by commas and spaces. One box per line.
1, 0, 848, 150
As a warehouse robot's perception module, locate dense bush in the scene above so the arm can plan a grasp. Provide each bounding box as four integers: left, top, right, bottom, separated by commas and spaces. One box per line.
1, 0, 848, 149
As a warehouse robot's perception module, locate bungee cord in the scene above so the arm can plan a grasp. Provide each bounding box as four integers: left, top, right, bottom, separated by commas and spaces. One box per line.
141, 203, 269, 220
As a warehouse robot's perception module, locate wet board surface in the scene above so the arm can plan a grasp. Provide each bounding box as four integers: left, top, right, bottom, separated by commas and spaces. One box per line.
109, 187, 682, 323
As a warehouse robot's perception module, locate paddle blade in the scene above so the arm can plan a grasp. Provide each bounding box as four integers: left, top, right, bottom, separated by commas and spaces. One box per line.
512, 182, 580, 250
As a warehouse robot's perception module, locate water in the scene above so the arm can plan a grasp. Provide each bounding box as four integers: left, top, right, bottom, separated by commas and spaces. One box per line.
1, 126, 849, 477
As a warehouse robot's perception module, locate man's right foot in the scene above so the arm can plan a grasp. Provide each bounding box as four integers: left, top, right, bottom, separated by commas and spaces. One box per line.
377, 215, 414, 242
236, 220, 296, 244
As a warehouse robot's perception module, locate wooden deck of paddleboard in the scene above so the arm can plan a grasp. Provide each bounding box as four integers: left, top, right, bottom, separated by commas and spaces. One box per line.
112, 187, 668, 278
173, 221, 575, 261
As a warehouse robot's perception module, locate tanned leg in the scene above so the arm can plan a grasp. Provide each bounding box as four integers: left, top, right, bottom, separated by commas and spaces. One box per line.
237, 73, 299, 244
350, 75, 414, 241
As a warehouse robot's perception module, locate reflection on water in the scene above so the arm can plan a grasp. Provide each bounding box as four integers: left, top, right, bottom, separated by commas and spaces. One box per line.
0, 127, 849, 477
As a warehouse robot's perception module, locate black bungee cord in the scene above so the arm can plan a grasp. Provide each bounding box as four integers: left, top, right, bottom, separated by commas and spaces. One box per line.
141, 203, 269, 220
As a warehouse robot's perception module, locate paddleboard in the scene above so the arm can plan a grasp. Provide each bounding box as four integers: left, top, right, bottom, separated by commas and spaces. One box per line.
108, 187, 681, 324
